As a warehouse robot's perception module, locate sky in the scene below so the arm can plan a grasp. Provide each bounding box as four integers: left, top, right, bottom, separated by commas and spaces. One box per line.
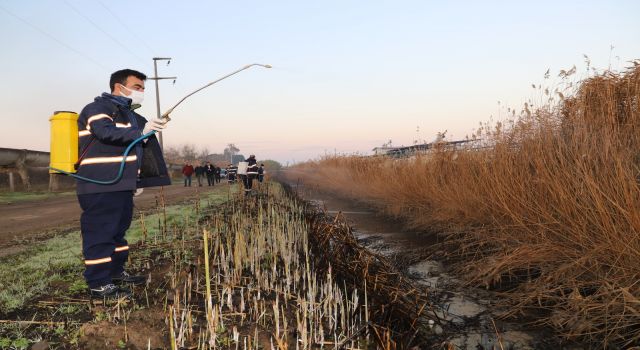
0, 1, 638, 164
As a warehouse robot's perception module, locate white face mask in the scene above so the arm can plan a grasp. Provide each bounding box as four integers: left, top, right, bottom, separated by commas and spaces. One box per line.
119, 84, 145, 106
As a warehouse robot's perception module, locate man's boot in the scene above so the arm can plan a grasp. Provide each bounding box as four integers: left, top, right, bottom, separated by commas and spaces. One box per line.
112, 271, 147, 286
89, 283, 131, 298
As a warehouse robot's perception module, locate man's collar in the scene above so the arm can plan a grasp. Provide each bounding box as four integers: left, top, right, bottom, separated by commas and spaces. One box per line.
102, 92, 131, 106
100, 93, 141, 110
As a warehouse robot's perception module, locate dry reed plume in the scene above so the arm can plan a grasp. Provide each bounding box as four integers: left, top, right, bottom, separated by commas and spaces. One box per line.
283, 64, 640, 347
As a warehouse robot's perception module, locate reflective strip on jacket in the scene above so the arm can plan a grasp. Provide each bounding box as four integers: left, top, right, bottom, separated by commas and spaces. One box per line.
76, 94, 171, 194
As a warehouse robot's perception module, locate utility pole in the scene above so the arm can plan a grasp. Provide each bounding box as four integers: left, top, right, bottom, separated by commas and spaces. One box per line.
148, 57, 176, 150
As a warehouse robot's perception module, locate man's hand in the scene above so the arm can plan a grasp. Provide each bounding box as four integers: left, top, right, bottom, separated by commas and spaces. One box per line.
134, 188, 144, 196
142, 118, 167, 135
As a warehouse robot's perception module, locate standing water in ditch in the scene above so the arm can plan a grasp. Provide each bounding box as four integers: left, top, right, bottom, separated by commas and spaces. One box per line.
294, 183, 585, 350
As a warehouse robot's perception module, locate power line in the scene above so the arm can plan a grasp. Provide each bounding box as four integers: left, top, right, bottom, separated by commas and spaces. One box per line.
62, 0, 147, 65
0, 3, 110, 71
97, 0, 157, 57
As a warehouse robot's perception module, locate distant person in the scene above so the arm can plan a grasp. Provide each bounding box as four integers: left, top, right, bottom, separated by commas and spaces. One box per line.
258, 163, 265, 183
75, 68, 171, 298
243, 155, 259, 195
215, 166, 221, 184
226, 163, 238, 184
182, 163, 194, 187
205, 162, 215, 186
195, 163, 206, 186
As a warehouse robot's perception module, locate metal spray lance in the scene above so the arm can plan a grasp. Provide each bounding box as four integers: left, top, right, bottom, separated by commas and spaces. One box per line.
161, 63, 272, 121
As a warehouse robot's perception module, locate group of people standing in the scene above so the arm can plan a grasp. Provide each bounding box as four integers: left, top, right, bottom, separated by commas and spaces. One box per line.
182, 158, 265, 192
181, 161, 222, 187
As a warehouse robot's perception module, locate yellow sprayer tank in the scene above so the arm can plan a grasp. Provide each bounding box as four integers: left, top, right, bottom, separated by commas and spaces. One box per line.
49, 111, 79, 173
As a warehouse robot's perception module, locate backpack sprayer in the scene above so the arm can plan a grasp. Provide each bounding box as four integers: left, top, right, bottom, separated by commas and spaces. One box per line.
49, 63, 271, 184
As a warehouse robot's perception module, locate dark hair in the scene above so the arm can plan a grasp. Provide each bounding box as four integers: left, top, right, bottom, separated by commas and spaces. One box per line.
110, 69, 147, 92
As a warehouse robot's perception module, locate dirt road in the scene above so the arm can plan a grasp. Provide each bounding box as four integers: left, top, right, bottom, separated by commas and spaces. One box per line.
0, 183, 225, 253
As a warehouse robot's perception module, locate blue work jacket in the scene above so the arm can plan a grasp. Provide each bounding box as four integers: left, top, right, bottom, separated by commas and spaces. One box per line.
75, 93, 171, 194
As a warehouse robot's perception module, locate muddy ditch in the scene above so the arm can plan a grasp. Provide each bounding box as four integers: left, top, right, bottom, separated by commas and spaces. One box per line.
286, 182, 592, 350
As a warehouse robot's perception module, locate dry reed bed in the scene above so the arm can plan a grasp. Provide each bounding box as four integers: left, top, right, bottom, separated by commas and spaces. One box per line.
283, 65, 640, 347
165, 184, 439, 349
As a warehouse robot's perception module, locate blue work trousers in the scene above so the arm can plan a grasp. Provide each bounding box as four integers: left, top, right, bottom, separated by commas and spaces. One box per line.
78, 191, 133, 288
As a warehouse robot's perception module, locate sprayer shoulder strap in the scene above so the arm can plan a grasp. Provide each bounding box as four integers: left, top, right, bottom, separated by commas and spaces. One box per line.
74, 102, 122, 170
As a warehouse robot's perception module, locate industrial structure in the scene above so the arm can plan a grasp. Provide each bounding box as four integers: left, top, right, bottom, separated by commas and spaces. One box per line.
0, 147, 54, 191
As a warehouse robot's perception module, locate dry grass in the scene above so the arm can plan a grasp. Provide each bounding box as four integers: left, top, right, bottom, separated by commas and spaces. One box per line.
283, 64, 640, 347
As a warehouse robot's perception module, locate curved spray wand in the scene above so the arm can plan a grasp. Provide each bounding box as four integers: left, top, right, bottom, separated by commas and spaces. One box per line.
50, 63, 272, 184
160, 63, 272, 121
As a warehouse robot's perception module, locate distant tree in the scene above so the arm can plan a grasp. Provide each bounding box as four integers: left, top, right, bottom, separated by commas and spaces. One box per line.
260, 159, 283, 171
181, 144, 197, 161
163, 146, 181, 162
196, 147, 209, 163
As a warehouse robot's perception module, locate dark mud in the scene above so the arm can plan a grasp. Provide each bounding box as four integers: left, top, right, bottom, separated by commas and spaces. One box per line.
295, 184, 588, 350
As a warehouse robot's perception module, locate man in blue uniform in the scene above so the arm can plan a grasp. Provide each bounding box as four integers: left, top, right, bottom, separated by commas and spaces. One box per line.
243, 155, 259, 195
226, 163, 238, 184
76, 69, 171, 298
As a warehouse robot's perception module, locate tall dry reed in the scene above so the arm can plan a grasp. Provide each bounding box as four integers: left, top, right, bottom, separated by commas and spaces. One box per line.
284, 65, 640, 346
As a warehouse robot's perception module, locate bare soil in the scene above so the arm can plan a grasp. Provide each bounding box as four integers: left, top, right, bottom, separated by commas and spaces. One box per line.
4, 239, 182, 349
78, 309, 168, 350
0, 183, 224, 257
